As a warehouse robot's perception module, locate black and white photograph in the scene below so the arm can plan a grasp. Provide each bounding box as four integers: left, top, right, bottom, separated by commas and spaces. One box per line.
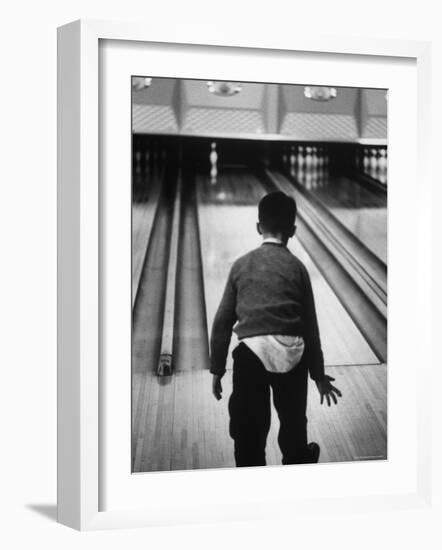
4, 0, 437, 541
131, 76, 388, 473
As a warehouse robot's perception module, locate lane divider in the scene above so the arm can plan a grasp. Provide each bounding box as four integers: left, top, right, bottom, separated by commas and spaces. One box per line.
157, 171, 182, 376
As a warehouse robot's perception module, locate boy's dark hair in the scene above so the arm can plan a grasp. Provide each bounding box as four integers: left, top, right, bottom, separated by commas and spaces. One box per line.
258, 192, 297, 234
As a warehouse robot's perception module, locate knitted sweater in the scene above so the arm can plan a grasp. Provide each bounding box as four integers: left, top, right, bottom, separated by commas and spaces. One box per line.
209, 242, 324, 381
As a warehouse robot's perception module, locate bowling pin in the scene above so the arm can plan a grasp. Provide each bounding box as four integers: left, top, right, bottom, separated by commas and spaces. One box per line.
363, 147, 370, 173
318, 164, 324, 187
378, 148, 387, 171
289, 146, 296, 176
313, 168, 319, 189
135, 150, 142, 175
282, 147, 287, 170
297, 145, 305, 170
318, 146, 324, 169
305, 146, 313, 170
312, 146, 319, 170
355, 148, 360, 170
210, 141, 218, 184
369, 148, 378, 177
297, 165, 305, 186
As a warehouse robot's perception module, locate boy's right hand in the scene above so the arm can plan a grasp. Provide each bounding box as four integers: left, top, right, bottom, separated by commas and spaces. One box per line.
212, 374, 223, 400
315, 375, 342, 406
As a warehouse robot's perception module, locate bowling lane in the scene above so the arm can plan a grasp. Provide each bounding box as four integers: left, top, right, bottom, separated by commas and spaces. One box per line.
172, 172, 210, 372
296, 172, 387, 264
132, 183, 174, 469
197, 168, 379, 369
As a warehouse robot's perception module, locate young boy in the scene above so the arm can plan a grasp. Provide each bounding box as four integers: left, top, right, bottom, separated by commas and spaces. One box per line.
210, 191, 341, 467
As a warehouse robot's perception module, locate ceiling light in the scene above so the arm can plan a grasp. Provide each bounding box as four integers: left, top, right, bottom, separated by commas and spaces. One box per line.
304, 86, 337, 101
207, 81, 242, 96
132, 77, 152, 91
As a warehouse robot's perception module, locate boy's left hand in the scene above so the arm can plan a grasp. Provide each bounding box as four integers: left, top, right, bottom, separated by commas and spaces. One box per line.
212, 374, 223, 400
315, 375, 342, 406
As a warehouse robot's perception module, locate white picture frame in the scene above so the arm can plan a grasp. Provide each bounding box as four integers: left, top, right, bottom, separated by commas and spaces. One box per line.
57, 19, 433, 531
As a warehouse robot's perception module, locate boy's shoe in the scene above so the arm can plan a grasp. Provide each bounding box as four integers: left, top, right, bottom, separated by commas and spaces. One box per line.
306, 442, 320, 463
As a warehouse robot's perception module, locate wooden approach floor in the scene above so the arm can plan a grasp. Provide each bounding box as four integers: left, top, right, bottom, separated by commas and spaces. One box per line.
132, 364, 387, 473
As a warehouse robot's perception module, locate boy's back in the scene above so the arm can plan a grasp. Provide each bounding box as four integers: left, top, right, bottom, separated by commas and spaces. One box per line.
230, 243, 310, 339
210, 241, 324, 382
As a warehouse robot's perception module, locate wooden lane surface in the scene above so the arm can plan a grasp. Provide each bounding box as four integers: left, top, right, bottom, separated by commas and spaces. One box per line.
196, 170, 379, 368
305, 174, 387, 264
329, 206, 387, 264
133, 364, 387, 472
132, 168, 163, 307
197, 166, 264, 205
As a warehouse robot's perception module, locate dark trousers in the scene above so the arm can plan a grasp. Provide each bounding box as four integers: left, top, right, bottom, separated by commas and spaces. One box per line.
228, 342, 309, 467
